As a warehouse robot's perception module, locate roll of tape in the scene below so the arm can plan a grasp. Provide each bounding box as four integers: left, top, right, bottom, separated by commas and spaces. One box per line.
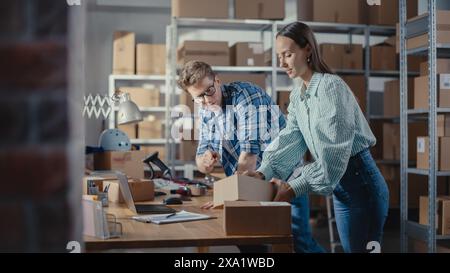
189, 184, 207, 196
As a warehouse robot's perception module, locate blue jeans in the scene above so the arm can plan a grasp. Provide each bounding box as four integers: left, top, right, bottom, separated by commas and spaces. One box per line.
291, 195, 326, 253
332, 149, 389, 253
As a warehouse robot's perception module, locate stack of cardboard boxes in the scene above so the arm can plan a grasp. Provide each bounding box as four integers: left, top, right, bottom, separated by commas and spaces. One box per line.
298, 0, 417, 25
414, 59, 450, 171
212, 174, 291, 236
113, 31, 166, 75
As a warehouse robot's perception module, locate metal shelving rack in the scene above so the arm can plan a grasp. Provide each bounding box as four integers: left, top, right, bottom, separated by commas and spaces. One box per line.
400, 0, 450, 253
166, 17, 279, 174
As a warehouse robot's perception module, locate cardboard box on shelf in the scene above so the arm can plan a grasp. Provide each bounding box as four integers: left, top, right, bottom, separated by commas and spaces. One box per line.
103, 179, 155, 203
179, 91, 196, 114
120, 86, 160, 107
419, 195, 450, 235
370, 39, 397, 71
118, 124, 136, 139
213, 174, 275, 208
113, 31, 135, 75
229, 42, 264, 66
264, 48, 279, 66
370, 120, 383, 160
414, 74, 450, 109
420, 59, 450, 76
379, 165, 400, 208
298, 0, 367, 24
136, 44, 165, 75
417, 136, 450, 171
94, 150, 146, 179
341, 75, 366, 113
396, 11, 450, 52
177, 41, 229, 66
217, 73, 266, 90
383, 78, 414, 118
138, 115, 163, 139
368, 0, 417, 26
235, 0, 285, 20
320, 43, 363, 70
171, 0, 228, 19
437, 114, 450, 137
409, 174, 449, 208
277, 90, 290, 115
223, 201, 291, 235
383, 122, 427, 161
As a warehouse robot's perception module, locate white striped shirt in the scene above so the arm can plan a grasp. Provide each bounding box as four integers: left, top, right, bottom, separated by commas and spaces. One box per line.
257, 72, 376, 196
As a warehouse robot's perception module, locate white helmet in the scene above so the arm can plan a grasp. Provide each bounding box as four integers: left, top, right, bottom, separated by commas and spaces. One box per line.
98, 129, 131, 151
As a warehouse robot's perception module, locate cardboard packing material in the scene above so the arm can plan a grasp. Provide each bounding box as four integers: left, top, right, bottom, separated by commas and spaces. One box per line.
341, 75, 366, 113
113, 31, 135, 75
138, 115, 162, 139
383, 79, 414, 118
370, 39, 397, 71
277, 91, 290, 115
235, 0, 285, 20
213, 174, 275, 208
177, 41, 229, 66
382, 122, 427, 161
118, 124, 137, 139
120, 86, 160, 107
94, 150, 146, 179
179, 140, 198, 161
419, 195, 450, 236
416, 136, 450, 171
437, 114, 450, 137
103, 179, 155, 203
171, 0, 228, 19
229, 42, 264, 66
420, 59, 450, 76
414, 74, 450, 109
217, 73, 266, 90
297, 0, 367, 24
223, 201, 291, 235
320, 43, 363, 70
136, 44, 166, 75
368, 0, 417, 26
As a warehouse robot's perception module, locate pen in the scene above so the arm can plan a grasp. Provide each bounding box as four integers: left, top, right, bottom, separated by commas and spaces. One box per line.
166, 212, 177, 219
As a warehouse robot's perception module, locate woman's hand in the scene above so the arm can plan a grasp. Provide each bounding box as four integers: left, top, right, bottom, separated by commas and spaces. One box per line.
270, 178, 295, 202
201, 201, 214, 210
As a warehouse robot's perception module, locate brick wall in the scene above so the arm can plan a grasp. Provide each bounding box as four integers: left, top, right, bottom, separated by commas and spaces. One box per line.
0, 0, 83, 252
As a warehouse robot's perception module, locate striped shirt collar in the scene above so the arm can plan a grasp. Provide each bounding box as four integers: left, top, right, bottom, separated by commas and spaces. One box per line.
299, 72, 323, 101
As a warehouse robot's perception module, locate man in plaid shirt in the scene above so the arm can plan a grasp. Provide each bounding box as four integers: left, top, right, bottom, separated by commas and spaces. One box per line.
178, 61, 324, 253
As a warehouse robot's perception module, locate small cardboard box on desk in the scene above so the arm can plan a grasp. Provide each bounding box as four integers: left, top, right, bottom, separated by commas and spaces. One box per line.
212, 174, 275, 208
103, 179, 155, 203
224, 201, 291, 236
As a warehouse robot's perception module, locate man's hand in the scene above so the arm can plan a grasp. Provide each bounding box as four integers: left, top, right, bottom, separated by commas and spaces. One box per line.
197, 150, 219, 174
238, 170, 265, 180
200, 201, 214, 210
270, 178, 295, 202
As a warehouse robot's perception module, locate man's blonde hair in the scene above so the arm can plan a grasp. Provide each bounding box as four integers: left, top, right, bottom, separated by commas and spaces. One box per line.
177, 60, 215, 92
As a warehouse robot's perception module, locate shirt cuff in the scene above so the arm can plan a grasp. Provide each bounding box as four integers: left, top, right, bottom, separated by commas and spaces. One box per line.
257, 161, 274, 181
288, 175, 309, 197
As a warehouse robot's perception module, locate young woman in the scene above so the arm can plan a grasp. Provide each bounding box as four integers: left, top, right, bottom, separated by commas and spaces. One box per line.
244, 21, 389, 253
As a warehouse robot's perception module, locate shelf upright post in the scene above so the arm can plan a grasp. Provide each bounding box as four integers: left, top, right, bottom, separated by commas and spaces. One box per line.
427, 0, 437, 254
364, 26, 371, 119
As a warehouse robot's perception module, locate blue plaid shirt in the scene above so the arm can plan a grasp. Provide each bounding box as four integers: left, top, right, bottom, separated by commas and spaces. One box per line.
196, 82, 286, 176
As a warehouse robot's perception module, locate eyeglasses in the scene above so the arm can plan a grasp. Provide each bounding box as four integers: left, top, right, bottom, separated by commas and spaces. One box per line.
192, 78, 216, 104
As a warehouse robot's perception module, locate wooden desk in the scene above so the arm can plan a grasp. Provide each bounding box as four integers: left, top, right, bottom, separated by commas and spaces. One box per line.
84, 192, 293, 252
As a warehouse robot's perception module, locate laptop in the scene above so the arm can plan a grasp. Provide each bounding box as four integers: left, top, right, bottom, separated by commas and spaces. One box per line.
116, 172, 176, 215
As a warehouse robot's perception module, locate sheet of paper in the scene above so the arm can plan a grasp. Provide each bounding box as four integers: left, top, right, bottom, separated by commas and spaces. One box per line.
132, 210, 214, 224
